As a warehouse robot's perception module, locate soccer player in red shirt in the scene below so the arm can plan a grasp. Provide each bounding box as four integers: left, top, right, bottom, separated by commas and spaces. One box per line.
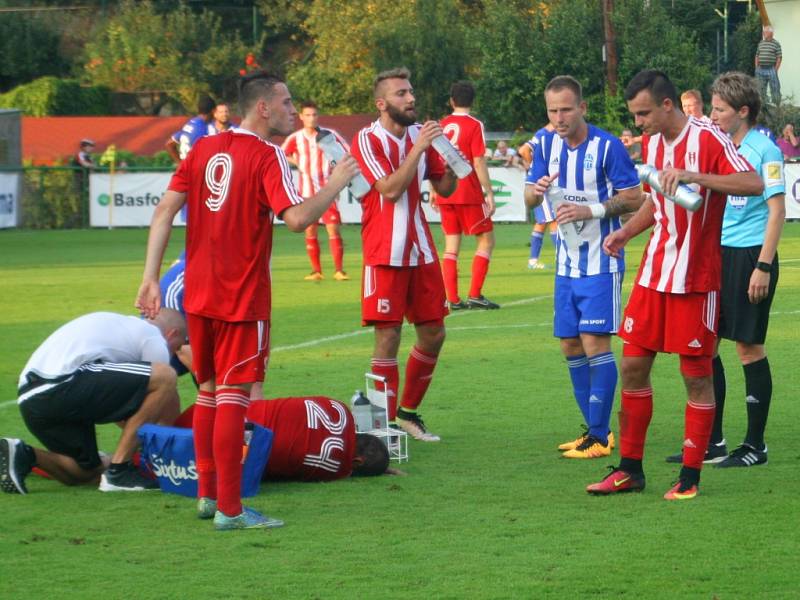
437, 81, 498, 310
136, 71, 360, 530
587, 70, 763, 500
351, 67, 457, 442
282, 101, 351, 281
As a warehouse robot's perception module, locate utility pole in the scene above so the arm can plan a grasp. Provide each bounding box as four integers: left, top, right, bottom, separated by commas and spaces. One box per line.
602, 0, 618, 96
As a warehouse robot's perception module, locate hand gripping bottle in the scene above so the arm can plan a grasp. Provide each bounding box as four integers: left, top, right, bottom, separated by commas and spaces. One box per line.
546, 185, 583, 251
317, 130, 371, 199
636, 164, 703, 211
431, 135, 473, 179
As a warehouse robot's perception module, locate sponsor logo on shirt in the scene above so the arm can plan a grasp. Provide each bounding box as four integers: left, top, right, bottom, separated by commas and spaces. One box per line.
728, 195, 747, 209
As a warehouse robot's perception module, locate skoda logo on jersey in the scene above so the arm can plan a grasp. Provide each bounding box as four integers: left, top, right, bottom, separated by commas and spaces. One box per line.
728, 195, 747, 209
584, 154, 594, 171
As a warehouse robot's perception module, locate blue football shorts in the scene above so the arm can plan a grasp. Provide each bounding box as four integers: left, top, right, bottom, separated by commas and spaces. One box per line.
554, 272, 623, 338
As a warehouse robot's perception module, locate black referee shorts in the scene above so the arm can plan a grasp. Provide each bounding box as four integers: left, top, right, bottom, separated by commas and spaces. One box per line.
718, 246, 778, 345
18, 361, 152, 470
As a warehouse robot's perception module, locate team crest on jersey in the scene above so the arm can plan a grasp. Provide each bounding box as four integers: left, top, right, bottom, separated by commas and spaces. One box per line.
687, 151, 697, 167
624, 316, 634, 333
584, 154, 594, 170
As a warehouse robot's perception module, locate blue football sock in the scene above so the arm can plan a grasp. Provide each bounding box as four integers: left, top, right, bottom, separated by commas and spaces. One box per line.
566, 355, 590, 425
529, 231, 544, 260
588, 352, 618, 444
549, 232, 558, 248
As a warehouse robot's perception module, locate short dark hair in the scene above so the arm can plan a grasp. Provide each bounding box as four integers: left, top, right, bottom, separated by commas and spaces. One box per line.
624, 69, 678, 105
373, 67, 411, 99
710, 71, 761, 125
351, 434, 389, 477
450, 81, 475, 108
237, 70, 285, 115
198, 95, 216, 116
545, 75, 583, 101
300, 100, 318, 110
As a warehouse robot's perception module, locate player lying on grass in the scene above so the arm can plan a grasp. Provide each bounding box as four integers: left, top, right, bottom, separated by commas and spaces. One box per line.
1, 309, 185, 495
174, 396, 403, 482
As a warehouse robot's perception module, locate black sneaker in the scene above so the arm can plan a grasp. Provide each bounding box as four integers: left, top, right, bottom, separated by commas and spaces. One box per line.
665, 439, 727, 464
448, 300, 469, 311
99, 462, 159, 492
467, 295, 500, 310
1, 438, 35, 495
715, 443, 768, 468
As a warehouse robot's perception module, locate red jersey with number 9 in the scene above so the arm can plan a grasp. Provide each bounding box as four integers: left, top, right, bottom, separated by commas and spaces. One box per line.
438, 112, 486, 205
246, 396, 356, 481
168, 128, 303, 322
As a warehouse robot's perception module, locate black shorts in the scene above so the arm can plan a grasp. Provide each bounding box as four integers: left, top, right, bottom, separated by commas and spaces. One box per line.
718, 246, 778, 345
18, 362, 152, 470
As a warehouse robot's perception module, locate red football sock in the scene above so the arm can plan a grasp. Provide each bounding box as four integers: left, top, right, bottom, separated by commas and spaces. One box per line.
442, 252, 459, 303
682, 401, 715, 470
174, 404, 195, 428
329, 236, 344, 272
371, 357, 399, 421
619, 388, 653, 461
400, 346, 439, 412
305, 237, 321, 273
214, 389, 249, 517
468, 251, 491, 298
192, 391, 216, 500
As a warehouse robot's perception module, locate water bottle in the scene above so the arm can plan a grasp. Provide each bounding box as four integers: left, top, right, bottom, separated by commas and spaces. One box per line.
350, 390, 372, 432
241, 422, 254, 464
431, 135, 473, 179
545, 185, 583, 251
316, 130, 371, 199
636, 164, 703, 212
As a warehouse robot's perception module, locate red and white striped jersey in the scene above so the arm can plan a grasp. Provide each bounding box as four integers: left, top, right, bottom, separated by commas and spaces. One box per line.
636, 117, 753, 294
438, 112, 486, 205
282, 127, 348, 197
169, 128, 302, 321
352, 120, 446, 267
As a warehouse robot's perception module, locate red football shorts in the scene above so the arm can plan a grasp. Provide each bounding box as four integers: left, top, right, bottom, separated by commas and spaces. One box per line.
320, 203, 341, 225
439, 203, 493, 235
186, 314, 270, 386
361, 261, 448, 326
620, 284, 719, 357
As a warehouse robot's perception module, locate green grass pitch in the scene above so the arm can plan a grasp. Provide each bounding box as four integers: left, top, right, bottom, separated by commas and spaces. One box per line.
1, 223, 799, 599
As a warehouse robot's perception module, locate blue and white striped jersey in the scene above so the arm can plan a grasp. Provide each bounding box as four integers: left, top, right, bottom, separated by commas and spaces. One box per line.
527, 124, 639, 278
159, 251, 186, 316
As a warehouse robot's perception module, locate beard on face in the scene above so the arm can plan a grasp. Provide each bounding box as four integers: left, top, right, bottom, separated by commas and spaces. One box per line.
386, 102, 417, 127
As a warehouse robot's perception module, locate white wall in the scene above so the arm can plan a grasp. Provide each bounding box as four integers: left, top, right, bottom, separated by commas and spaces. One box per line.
766, 0, 800, 102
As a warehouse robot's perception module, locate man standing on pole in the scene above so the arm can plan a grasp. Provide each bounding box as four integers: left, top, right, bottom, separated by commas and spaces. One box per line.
351, 67, 456, 442
137, 71, 359, 530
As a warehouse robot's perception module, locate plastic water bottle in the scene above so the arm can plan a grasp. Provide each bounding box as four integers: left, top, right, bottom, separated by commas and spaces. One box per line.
316, 130, 371, 199
350, 390, 372, 432
431, 135, 473, 179
241, 422, 254, 464
546, 185, 583, 251
636, 164, 703, 212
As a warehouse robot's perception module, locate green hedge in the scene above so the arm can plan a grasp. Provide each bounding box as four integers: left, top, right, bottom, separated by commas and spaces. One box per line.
0, 77, 111, 117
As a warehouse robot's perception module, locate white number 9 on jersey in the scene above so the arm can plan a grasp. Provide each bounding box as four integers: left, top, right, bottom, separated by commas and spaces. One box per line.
205, 153, 233, 212
443, 123, 460, 149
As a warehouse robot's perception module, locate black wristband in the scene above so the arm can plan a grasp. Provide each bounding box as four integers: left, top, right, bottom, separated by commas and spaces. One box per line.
756, 261, 772, 273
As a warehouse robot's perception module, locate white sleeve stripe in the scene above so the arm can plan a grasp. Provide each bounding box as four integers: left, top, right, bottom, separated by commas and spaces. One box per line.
359, 129, 387, 180
701, 123, 752, 172
275, 147, 304, 205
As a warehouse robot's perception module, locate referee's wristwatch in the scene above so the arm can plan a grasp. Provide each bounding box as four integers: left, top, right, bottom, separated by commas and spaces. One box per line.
756, 261, 773, 273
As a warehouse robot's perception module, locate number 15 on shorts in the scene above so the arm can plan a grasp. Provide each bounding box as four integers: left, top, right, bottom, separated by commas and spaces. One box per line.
377, 299, 391, 314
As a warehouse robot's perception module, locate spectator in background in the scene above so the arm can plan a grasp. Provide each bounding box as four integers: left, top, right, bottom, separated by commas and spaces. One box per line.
755, 26, 781, 105
492, 140, 521, 169
680, 89, 711, 122
620, 128, 641, 162
74, 139, 95, 168
165, 96, 216, 163
210, 103, 233, 134
778, 124, 800, 160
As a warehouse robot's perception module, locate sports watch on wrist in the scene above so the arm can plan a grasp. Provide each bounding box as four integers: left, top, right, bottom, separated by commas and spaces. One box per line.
756, 261, 773, 273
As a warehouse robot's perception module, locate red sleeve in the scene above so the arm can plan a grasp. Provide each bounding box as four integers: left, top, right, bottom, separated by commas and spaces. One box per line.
470, 120, 486, 160
703, 129, 753, 176
426, 146, 446, 181
353, 129, 390, 186
262, 147, 303, 216
168, 152, 191, 193
281, 133, 297, 156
